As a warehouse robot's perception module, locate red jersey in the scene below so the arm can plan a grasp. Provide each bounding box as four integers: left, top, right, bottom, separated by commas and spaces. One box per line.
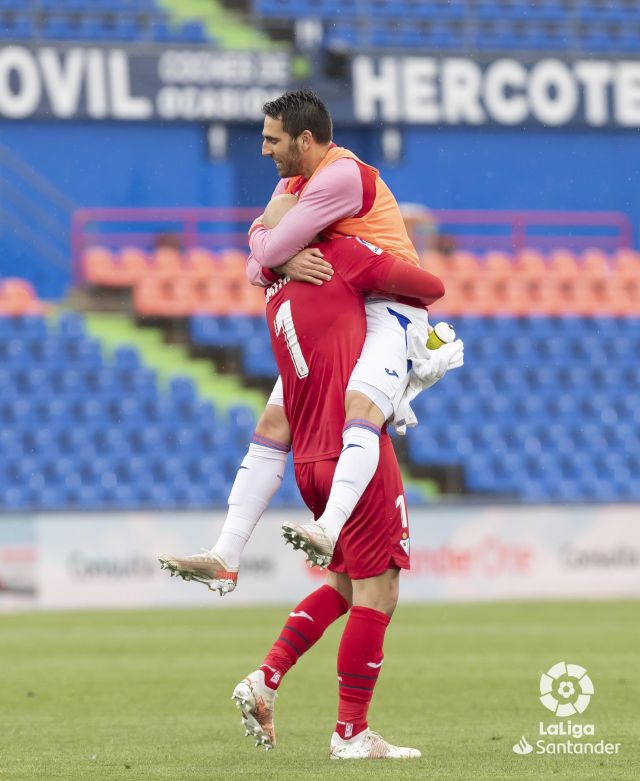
264, 236, 443, 463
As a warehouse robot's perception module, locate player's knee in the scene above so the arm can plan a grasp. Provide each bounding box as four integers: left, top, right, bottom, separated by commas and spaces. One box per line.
255, 403, 291, 445
353, 571, 399, 617
345, 390, 386, 428
326, 572, 353, 607
357, 592, 397, 617
378, 586, 399, 617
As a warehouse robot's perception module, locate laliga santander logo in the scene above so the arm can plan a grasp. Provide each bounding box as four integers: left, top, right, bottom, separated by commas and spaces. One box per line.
539, 661, 594, 717
512, 662, 621, 757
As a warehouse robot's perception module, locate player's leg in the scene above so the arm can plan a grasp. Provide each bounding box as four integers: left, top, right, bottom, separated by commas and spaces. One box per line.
232, 571, 352, 749
211, 392, 290, 569
326, 442, 419, 758
331, 568, 419, 759
316, 389, 386, 542
283, 301, 429, 564
159, 379, 292, 593
323, 302, 429, 540
233, 461, 351, 749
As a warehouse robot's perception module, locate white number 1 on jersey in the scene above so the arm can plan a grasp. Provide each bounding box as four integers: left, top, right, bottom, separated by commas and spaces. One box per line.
274, 300, 309, 379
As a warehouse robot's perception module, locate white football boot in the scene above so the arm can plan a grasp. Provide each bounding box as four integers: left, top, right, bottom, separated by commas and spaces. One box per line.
281, 520, 334, 568
330, 729, 421, 759
158, 551, 238, 595
231, 669, 277, 750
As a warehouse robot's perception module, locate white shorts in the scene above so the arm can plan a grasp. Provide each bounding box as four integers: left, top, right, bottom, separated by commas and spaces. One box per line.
266, 299, 429, 421
267, 375, 285, 407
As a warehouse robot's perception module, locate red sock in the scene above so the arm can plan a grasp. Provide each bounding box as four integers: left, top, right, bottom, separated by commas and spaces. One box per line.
335, 605, 390, 740
260, 585, 349, 690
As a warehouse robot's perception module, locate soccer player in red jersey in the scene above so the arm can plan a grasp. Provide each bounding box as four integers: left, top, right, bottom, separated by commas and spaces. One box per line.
231, 195, 444, 759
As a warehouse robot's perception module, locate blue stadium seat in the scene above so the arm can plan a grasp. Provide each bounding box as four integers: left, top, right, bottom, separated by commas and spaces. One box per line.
178, 21, 209, 43
0, 13, 33, 39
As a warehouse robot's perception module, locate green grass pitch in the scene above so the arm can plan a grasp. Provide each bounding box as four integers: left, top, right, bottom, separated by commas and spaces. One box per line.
1, 600, 637, 781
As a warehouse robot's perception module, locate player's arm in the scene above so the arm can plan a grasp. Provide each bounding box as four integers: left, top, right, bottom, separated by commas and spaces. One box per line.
380, 258, 445, 304
249, 158, 363, 270
350, 249, 445, 305
246, 180, 288, 286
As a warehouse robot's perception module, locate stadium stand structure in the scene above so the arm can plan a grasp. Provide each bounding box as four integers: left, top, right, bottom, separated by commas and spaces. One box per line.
407, 314, 640, 502
3, 0, 635, 64
190, 309, 640, 503
83, 247, 266, 317
77, 239, 640, 503
0, 310, 303, 511
251, 0, 640, 53
0, 0, 209, 44
0, 0, 271, 47
0, 278, 50, 317
3, 236, 639, 509
82, 245, 640, 318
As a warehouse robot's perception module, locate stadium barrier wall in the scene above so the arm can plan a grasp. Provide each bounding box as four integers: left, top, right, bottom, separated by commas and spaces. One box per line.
1, 505, 638, 612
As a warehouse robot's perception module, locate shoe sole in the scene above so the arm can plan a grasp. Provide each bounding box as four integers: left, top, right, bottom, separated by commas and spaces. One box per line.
158, 557, 236, 596
231, 682, 274, 750
330, 745, 422, 760
281, 524, 331, 568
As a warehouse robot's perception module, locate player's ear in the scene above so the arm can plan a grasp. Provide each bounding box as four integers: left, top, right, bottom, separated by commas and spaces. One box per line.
299, 129, 313, 150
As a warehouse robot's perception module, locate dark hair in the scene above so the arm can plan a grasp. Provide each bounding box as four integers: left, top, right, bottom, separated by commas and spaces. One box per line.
263, 89, 333, 143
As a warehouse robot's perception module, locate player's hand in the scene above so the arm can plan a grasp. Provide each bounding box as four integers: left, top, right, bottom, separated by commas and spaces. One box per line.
278, 248, 333, 286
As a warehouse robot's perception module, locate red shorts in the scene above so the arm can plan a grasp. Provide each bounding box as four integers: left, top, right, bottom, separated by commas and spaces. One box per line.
293, 439, 410, 580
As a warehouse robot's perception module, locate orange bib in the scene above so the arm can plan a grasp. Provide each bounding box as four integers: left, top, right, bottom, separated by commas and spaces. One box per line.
285, 146, 419, 266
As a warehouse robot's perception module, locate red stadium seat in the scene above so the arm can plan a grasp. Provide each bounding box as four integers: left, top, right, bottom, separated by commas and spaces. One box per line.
549, 250, 580, 281
216, 249, 247, 283
497, 278, 534, 316
461, 277, 497, 316
83, 246, 116, 285
118, 247, 150, 286
232, 284, 266, 316
196, 278, 232, 315
614, 249, 640, 280
558, 277, 600, 315
447, 251, 480, 281
133, 276, 164, 317
161, 277, 196, 318
531, 278, 567, 316
424, 274, 461, 316
185, 248, 216, 281
152, 247, 182, 276
581, 249, 611, 278
0, 278, 49, 316
515, 249, 547, 279
600, 277, 637, 315
419, 250, 447, 278
483, 251, 513, 281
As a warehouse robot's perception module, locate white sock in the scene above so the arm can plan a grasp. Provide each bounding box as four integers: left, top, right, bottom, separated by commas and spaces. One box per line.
317, 420, 381, 543
211, 437, 289, 569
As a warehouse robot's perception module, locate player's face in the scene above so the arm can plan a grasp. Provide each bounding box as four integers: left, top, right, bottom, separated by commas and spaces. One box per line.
261, 116, 303, 178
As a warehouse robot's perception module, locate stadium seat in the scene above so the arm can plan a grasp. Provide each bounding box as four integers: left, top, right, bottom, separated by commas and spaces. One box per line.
119, 247, 151, 285
185, 248, 217, 280
0, 306, 281, 511
549, 250, 580, 281
0, 279, 49, 316
515, 249, 547, 278
84, 247, 117, 286
152, 247, 182, 276
581, 249, 611, 277
448, 251, 481, 280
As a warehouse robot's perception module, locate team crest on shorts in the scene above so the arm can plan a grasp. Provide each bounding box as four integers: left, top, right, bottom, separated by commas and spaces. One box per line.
355, 236, 383, 254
